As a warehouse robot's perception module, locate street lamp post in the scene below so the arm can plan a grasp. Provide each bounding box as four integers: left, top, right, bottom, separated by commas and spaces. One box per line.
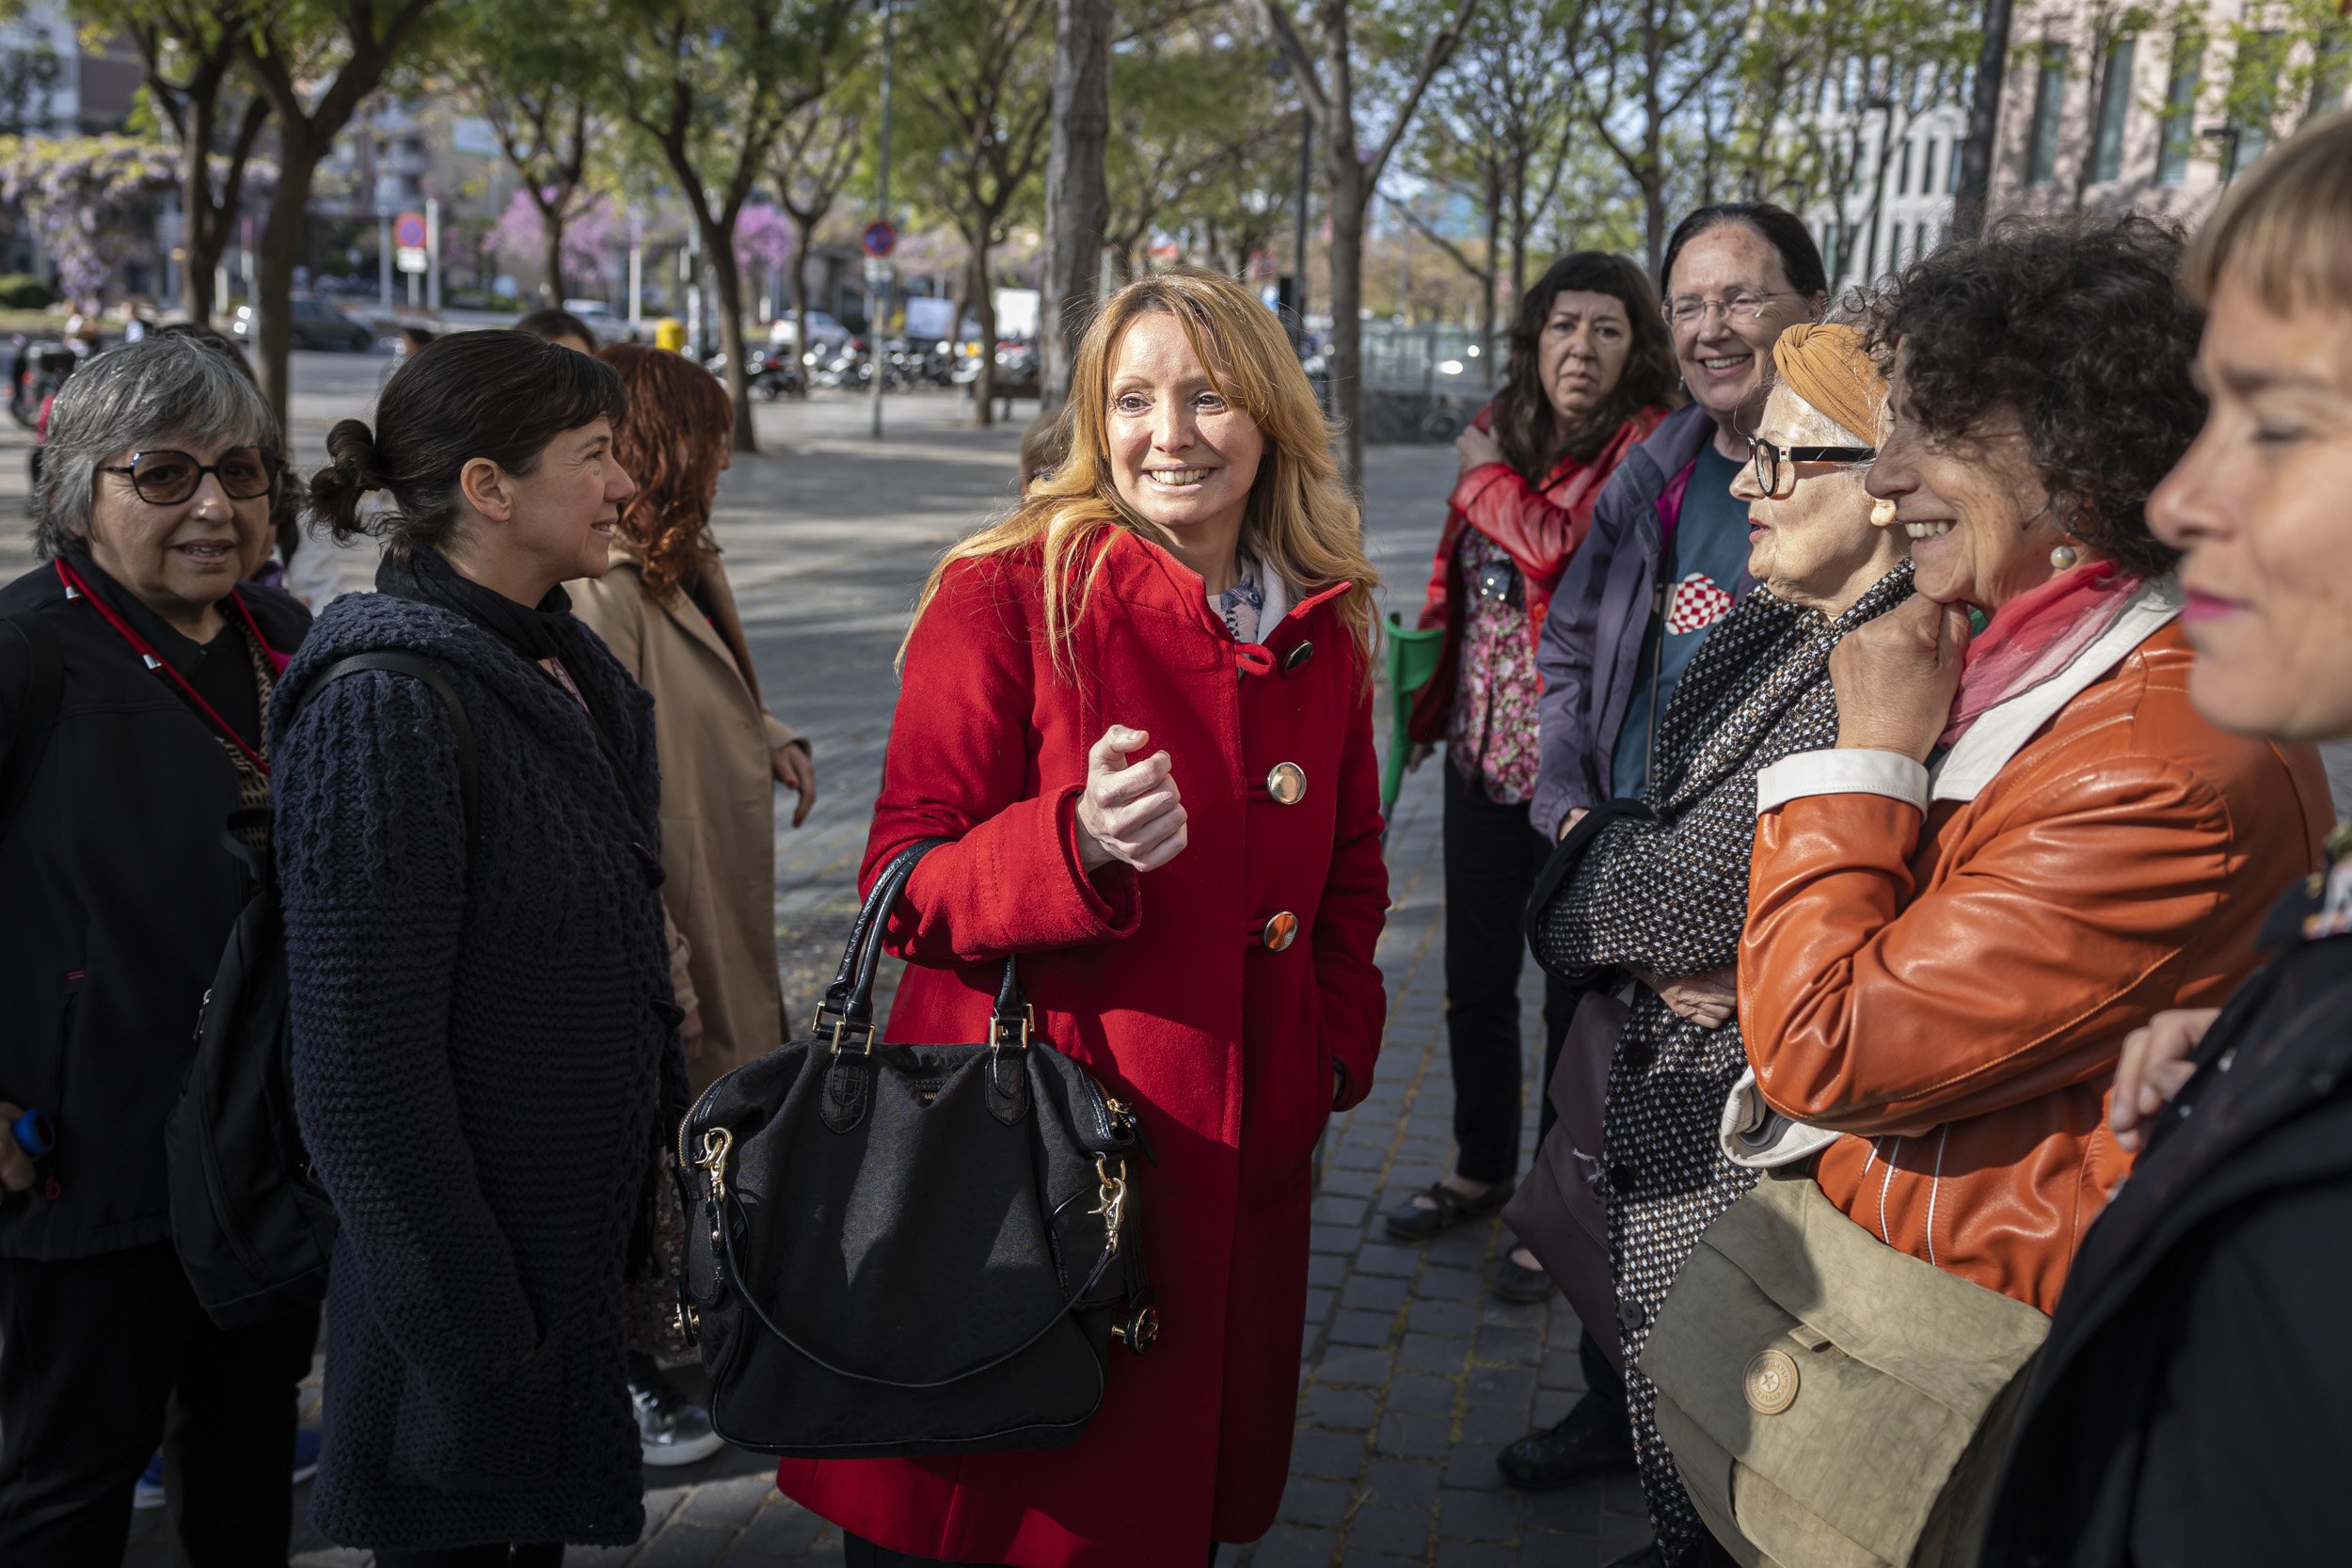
870, 0, 895, 441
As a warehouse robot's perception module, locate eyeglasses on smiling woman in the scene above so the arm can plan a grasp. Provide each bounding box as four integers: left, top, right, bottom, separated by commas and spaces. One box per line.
99, 446, 282, 505
1662, 290, 1807, 327
1746, 435, 1875, 499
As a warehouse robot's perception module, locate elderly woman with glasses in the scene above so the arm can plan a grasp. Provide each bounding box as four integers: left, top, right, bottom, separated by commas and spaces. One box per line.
1525, 324, 1911, 1568
0, 333, 315, 1563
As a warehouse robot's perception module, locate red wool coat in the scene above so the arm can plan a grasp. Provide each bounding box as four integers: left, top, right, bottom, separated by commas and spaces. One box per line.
774, 529, 1391, 1567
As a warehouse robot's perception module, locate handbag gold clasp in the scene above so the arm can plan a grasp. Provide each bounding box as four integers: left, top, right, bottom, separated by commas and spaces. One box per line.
697, 1126, 733, 1203
1089, 1153, 1128, 1254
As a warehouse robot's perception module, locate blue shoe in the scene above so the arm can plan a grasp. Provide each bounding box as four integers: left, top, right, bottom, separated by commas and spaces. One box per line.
291, 1429, 321, 1487
132, 1451, 166, 1511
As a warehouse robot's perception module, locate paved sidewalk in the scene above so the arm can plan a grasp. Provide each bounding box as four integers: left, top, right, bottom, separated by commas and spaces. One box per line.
79, 389, 1647, 1567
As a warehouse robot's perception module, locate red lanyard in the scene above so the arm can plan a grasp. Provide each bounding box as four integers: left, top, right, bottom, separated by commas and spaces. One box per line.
55, 558, 280, 776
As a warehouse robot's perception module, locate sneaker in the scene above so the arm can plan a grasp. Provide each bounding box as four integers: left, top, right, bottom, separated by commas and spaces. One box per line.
629, 1370, 725, 1467
1496, 1389, 1636, 1491
291, 1429, 322, 1486
132, 1451, 166, 1511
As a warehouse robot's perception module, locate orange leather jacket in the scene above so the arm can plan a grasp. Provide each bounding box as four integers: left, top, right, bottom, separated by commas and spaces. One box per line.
1740, 613, 2328, 1314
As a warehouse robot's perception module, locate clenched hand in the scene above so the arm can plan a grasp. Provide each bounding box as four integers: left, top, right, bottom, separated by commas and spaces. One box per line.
1075, 725, 1188, 873
1831, 594, 1973, 760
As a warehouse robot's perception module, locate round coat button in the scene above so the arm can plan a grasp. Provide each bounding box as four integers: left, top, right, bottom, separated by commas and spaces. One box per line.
1261, 911, 1298, 951
1618, 1299, 1645, 1334
1283, 641, 1314, 672
1744, 1349, 1800, 1415
1266, 762, 1308, 805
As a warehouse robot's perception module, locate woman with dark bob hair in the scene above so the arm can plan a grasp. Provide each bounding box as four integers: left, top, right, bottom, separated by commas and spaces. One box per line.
1728, 214, 2327, 1377
274, 330, 680, 1564
1389, 251, 1676, 1295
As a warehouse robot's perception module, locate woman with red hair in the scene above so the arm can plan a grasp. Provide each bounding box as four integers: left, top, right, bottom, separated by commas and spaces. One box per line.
570, 345, 816, 1466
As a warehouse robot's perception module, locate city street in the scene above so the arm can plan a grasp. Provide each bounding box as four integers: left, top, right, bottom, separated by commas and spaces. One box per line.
16, 365, 1653, 1568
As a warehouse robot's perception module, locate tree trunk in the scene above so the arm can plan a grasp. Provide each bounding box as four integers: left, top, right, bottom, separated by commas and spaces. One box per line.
702, 216, 758, 451
542, 202, 569, 307
969, 241, 997, 427
788, 214, 816, 399
1040, 0, 1112, 411
1479, 159, 1500, 388
179, 90, 218, 325
1953, 0, 2013, 237
254, 136, 324, 430
1327, 159, 1367, 491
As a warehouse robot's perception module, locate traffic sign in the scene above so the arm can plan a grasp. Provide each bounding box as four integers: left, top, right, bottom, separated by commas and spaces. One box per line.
861, 220, 897, 259
394, 211, 427, 250
397, 246, 429, 275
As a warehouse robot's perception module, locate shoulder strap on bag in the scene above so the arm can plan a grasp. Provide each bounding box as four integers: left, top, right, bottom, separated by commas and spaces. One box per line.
296, 652, 479, 849
0, 611, 64, 848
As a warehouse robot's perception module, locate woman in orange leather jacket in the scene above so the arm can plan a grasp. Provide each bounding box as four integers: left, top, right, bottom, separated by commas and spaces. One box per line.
1736, 218, 2329, 1316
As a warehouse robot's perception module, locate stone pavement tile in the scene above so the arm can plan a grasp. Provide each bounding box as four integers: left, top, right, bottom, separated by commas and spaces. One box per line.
1342, 1273, 1409, 1312
1278, 1475, 1357, 1528
1442, 1446, 1512, 1492
1352, 1240, 1423, 1277
1406, 1298, 1476, 1337
1318, 1346, 1399, 1386
1322, 1164, 1384, 1196
1413, 1265, 1479, 1302
1338, 1554, 1418, 1567
1328, 1308, 1398, 1347
1344, 1503, 1435, 1559
1359, 1458, 1442, 1513
675, 1471, 779, 1532
1436, 1486, 1520, 1541
1311, 1223, 1366, 1254
1299, 1383, 1380, 1428
1313, 1193, 1373, 1227
1385, 1372, 1460, 1414
1310, 1252, 1352, 1288
1426, 1542, 1516, 1567
1248, 1523, 1341, 1568
635, 1523, 734, 1566
1518, 1482, 1608, 1536
1373, 1409, 1453, 1461
1397, 1333, 1472, 1375
731, 1498, 830, 1556
1473, 1325, 1541, 1366
1293, 1426, 1375, 1479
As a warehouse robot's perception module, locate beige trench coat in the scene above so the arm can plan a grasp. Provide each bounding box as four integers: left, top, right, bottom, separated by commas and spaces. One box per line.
571, 546, 803, 1092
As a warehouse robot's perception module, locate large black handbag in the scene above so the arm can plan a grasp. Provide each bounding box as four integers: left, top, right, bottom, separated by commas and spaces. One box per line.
676, 839, 1158, 1458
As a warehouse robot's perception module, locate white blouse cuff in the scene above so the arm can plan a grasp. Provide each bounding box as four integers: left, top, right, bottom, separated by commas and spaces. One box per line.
1754, 749, 1929, 816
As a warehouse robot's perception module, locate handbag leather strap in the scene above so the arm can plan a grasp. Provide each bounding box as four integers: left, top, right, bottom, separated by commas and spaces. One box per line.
816, 837, 1026, 1048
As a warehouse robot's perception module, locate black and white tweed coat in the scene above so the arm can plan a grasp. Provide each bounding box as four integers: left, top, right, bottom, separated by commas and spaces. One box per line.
1532, 559, 1913, 1562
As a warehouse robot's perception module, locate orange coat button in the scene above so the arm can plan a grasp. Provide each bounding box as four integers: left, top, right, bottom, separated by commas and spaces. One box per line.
1261, 911, 1298, 951
1266, 762, 1307, 805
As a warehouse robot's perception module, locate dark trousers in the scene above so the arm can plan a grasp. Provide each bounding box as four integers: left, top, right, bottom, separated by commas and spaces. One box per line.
375, 1547, 564, 1567
1441, 763, 1581, 1184
0, 1241, 319, 1567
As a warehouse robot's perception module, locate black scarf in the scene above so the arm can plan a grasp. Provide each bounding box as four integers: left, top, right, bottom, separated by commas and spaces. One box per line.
375, 546, 646, 825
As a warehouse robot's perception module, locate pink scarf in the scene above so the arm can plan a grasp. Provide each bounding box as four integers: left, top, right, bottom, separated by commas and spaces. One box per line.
1940, 562, 2144, 748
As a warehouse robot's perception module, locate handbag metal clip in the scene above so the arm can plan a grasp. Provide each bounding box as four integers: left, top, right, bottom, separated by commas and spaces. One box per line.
1089, 1153, 1128, 1254
816, 1008, 876, 1056
990, 1006, 1036, 1050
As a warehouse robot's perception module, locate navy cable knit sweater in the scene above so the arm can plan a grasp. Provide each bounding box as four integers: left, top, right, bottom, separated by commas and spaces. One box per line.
271, 589, 680, 1550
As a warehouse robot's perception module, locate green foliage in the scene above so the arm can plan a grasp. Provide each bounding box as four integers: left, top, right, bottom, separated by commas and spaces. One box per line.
0, 272, 57, 309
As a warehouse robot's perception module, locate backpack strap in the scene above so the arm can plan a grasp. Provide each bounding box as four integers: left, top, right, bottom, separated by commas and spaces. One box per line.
296, 652, 479, 849
0, 610, 64, 847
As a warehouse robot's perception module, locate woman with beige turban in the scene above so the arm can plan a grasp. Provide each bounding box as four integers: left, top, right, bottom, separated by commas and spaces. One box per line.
1523, 323, 1911, 1566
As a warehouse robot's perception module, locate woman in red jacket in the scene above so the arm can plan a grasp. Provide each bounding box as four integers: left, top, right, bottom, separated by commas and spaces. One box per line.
773, 267, 1389, 1567
1388, 252, 1677, 1299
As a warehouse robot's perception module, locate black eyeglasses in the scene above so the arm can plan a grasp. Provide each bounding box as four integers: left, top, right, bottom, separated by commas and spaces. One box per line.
1748, 436, 1875, 499
100, 447, 282, 505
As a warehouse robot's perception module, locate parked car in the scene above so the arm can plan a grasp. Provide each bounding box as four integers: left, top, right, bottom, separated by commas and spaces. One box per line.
230, 294, 375, 352
768, 309, 852, 352
562, 298, 634, 342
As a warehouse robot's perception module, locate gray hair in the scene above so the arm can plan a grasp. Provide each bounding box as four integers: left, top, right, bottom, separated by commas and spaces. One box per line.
32, 334, 282, 561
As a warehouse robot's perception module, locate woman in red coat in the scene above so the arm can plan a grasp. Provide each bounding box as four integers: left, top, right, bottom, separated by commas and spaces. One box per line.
1388, 252, 1675, 1298
774, 267, 1389, 1567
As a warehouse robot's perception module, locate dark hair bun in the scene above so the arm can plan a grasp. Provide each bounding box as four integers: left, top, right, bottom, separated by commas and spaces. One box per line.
310, 419, 384, 545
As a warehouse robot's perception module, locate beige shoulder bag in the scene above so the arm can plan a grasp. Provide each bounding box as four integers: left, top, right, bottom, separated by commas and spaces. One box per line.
1639, 1169, 2050, 1568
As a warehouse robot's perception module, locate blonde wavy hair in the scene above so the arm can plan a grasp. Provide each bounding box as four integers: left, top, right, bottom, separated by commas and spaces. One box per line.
906, 266, 1378, 679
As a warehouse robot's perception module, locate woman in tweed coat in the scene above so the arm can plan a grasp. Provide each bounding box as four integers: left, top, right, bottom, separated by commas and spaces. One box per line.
1529, 325, 1909, 1568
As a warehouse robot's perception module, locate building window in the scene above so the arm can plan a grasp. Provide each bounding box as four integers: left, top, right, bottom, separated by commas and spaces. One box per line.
1899, 138, 1913, 196
2157, 32, 2204, 186
1947, 136, 1963, 192
2230, 30, 2287, 172
1820, 220, 1840, 278
2091, 37, 2137, 183
2027, 44, 2069, 186
1921, 138, 1937, 194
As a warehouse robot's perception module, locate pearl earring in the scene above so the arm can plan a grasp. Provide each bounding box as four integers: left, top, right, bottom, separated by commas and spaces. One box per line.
2050, 543, 2079, 570
1870, 498, 1898, 527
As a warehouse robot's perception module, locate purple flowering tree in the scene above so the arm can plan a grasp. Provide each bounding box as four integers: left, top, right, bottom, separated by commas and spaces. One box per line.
485, 187, 628, 298
0, 135, 178, 303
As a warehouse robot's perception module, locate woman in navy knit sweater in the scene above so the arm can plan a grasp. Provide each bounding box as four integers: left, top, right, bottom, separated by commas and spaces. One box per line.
272, 332, 684, 1566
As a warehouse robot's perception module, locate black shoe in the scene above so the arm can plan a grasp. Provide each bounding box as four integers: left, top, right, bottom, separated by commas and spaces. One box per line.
1383, 1179, 1515, 1242
1492, 1252, 1555, 1304
1496, 1390, 1634, 1491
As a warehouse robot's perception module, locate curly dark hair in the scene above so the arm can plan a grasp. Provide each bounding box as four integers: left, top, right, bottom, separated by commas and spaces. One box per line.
599, 342, 734, 601
1491, 251, 1680, 481
1863, 214, 2202, 578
